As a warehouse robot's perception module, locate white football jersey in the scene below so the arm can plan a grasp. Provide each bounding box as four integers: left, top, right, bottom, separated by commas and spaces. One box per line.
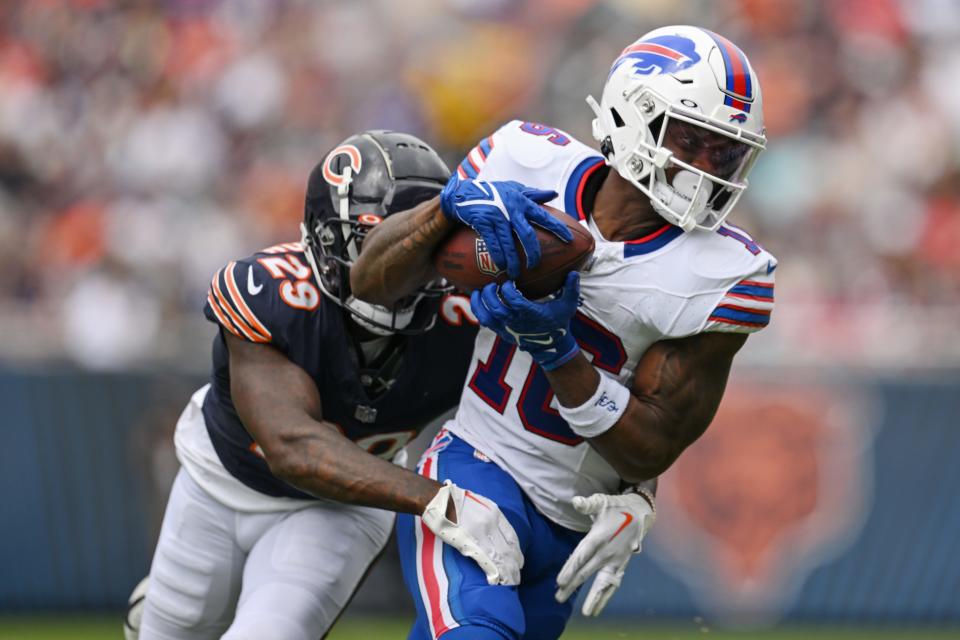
446, 120, 777, 532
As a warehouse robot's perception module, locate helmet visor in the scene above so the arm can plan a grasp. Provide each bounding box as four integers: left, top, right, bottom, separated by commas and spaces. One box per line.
641, 105, 764, 230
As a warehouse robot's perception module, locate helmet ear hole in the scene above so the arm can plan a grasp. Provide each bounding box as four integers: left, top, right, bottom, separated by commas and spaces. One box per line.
610, 108, 625, 128
648, 114, 665, 141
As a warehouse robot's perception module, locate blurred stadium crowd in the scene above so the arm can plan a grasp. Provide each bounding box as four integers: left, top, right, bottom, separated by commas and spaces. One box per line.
1, 0, 958, 369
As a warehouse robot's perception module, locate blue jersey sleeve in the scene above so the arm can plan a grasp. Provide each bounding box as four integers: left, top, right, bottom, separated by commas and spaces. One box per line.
203, 242, 321, 353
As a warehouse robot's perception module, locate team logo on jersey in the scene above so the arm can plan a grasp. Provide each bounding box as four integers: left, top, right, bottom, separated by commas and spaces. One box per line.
648, 383, 874, 625
322, 144, 363, 186
611, 35, 701, 78
475, 238, 503, 277
729, 113, 748, 123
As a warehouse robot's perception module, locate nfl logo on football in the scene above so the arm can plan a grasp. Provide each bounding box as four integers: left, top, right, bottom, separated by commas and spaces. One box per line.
475, 238, 502, 277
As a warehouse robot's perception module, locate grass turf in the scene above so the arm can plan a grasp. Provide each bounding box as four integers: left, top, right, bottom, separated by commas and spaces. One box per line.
0, 615, 956, 639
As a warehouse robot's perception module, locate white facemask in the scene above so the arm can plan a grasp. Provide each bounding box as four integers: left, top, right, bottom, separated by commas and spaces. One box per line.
651, 169, 714, 228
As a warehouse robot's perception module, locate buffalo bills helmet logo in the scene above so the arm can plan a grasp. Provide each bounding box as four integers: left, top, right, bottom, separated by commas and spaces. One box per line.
610, 35, 701, 78
729, 113, 748, 123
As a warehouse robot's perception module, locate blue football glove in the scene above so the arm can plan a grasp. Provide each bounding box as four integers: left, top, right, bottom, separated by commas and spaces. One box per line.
470, 271, 581, 371
440, 177, 571, 279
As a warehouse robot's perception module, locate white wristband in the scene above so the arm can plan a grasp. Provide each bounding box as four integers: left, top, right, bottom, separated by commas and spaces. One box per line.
558, 374, 631, 438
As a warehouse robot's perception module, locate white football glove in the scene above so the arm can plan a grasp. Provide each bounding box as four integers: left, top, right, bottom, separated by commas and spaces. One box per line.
421, 480, 524, 586
555, 491, 656, 616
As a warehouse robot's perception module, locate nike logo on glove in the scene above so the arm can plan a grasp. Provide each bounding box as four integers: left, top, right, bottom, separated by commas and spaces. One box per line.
247, 267, 263, 295
459, 181, 511, 220
464, 490, 491, 510
608, 511, 633, 542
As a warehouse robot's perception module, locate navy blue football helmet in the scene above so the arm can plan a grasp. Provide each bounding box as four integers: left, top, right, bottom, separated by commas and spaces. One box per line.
301, 130, 450, 335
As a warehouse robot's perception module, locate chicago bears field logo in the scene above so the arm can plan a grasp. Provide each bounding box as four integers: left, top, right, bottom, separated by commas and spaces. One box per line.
610, 35, 701, 77
648, 381, 875, 626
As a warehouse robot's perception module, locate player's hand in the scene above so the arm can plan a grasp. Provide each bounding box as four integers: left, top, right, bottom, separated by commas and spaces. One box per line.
470, 271, 581, 371
421, 480, 523, 586
555, 492, 656, 616
439, 177, 570, 279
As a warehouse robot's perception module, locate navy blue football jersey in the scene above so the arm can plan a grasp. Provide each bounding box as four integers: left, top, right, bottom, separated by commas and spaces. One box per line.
202, 241, 478, 499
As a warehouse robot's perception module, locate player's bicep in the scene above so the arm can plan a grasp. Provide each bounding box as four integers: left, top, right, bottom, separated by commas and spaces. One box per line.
631, 331, 746, 454
224, 332, 323, 451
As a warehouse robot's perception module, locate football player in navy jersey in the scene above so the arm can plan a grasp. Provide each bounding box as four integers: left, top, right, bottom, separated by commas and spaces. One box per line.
131, 131, 524, 640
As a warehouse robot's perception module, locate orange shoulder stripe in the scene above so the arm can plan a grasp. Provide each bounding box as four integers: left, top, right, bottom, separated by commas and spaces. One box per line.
210, 269, 268, 343
206, 291, 243, 339
223, 262, 272, 341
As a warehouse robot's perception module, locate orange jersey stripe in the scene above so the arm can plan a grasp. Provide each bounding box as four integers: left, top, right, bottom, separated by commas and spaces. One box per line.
210, 269, 267, 343
223, 262, 272, 341
206, 291, 243, 339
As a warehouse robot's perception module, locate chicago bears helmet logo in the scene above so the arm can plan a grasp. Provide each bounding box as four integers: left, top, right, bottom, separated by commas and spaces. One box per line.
610, 35, 701, 78
322, 144, 362, 186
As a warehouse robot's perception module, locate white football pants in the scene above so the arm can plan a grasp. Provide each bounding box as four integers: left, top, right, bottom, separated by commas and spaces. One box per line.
139, 468, 394, 640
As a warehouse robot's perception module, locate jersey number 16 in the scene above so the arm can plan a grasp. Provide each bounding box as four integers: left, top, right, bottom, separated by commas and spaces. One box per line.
469, 312, 626, 446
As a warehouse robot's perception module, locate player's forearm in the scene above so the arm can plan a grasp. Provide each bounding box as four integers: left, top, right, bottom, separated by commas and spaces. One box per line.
587, 403, 680, 482
227, 336, 442, 514
546, 356, 675, 482
550, 333, 742, 482
351, 196, 453, 306
267, 417, 442, 513
544, 352, 601, 407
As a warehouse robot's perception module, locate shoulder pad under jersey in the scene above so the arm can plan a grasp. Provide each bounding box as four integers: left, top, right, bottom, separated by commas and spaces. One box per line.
686, 224, 777, 335
203, 241, 322, 352
624, 224, 776, 338
699, 224, 776, 334
454, 120, 601, 204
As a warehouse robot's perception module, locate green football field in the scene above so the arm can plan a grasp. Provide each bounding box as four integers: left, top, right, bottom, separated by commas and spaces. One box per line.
0, 615, 957, 640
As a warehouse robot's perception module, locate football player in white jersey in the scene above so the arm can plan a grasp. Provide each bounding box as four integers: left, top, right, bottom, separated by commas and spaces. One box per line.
351, 26, 776, 640
127, 131, 528, 640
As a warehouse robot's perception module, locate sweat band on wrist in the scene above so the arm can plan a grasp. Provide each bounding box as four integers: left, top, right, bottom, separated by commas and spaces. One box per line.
557, 373, 631, 438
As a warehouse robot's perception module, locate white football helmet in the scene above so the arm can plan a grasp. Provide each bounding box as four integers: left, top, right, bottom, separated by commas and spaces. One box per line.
587, 25, 766, 231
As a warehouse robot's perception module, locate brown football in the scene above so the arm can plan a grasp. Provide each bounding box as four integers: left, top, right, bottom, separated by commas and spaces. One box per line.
432, 204, 595, 299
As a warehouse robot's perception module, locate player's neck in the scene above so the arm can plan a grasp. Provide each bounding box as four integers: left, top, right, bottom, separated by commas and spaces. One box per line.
591, 170, 668, 241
